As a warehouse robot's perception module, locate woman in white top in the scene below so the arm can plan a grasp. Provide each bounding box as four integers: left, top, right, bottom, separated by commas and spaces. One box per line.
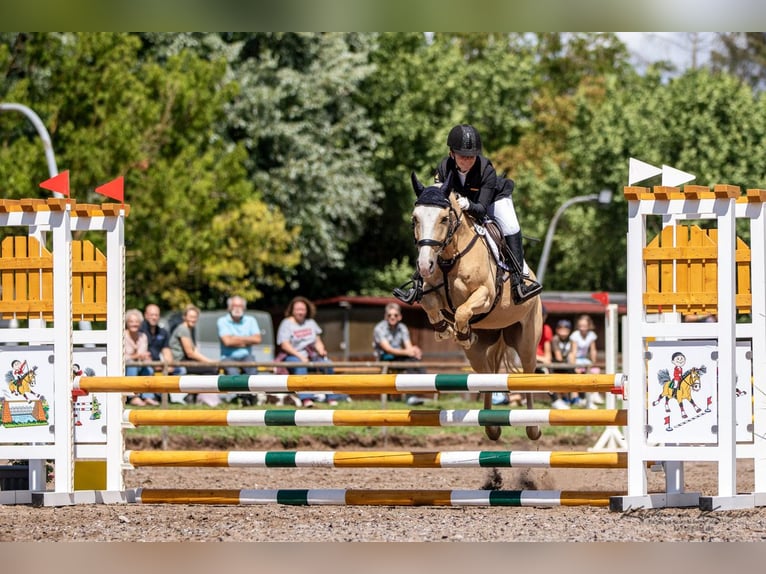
570, 314, 604, 406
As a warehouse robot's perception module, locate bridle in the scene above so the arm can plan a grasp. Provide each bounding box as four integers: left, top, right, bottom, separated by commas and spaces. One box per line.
415, 199, 503, 328
414, 202, 462, 255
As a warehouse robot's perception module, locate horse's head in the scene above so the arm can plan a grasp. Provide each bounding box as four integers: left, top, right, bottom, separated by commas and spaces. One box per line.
410, 172, 460, 278
687, 367, 702, 391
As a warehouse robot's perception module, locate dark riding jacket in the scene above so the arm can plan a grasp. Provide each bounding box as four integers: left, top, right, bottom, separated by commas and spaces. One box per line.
435, 155, 514, 221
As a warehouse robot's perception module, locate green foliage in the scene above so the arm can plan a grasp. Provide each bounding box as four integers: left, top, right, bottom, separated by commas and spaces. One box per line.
221, 33, 383, 300
354, 256, 415, 297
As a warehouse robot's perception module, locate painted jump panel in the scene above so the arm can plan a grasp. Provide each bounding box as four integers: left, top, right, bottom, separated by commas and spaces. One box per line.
124, 450, 627, 469
78, 373, 625, 394
123, 408, 628, 428
134, 488, 625, 507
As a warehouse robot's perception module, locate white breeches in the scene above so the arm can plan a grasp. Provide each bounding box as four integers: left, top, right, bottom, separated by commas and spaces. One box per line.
488, 197, 520, 236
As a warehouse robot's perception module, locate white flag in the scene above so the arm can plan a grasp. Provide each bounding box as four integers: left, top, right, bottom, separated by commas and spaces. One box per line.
662, 165, 695, 187
628, 158, 662, 185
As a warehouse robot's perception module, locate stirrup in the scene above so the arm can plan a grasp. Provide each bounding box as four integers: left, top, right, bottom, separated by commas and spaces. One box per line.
511, 277, 542, 304
393, 279, 423, 304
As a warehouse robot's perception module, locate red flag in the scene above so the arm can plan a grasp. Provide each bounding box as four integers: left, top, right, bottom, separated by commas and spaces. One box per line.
39, 170, 70, 197
95, 176, 124, 203
591, 291, 609, 306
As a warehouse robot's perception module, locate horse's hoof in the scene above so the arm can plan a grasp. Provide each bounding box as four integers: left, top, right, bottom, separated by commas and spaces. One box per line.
484, 425, 502, 441
525, 425, 541, 441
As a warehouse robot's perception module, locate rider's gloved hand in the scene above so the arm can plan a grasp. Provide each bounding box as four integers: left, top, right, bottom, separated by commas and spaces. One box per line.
457, 196, 470, 211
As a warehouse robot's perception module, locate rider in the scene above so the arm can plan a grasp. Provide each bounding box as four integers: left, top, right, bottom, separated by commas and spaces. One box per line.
394, 124, 543, 305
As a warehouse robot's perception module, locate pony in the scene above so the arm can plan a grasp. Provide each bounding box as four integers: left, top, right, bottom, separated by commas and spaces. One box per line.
6, 362, 40, 401
410, 172, 542, 440
653, 365, 706, 421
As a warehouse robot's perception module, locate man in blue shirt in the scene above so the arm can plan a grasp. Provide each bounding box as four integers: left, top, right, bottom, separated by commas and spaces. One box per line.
217, 295, 262, 375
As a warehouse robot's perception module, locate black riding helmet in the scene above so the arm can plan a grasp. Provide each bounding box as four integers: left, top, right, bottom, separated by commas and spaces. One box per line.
447, 124, 482, 156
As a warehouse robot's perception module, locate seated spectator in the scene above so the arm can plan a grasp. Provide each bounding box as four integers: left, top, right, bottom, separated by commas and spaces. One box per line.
373, 303, 423, 365
218, 295, 264, 406
275, 296, 347, 407
372, 302, 426, 406
571, 313, 604, 407
217, 295, 261, 375
124, 308, 156, 406
140, 303, 183, 404
169, 304, 220, 406
550, 318, 574, 409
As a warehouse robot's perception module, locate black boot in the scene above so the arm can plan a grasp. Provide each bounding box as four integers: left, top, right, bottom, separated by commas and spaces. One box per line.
505, 232, 542, 304
393, 271, 424, 304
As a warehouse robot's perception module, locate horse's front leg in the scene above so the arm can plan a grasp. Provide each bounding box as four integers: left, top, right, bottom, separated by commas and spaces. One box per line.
453, 286, 491, 348
421, 292, 454, 341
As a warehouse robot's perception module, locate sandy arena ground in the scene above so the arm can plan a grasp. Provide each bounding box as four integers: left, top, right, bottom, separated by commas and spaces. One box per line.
2, 431, 765, 543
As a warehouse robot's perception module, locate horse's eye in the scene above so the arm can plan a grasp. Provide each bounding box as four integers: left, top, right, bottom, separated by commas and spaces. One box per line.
441, 216, 449, 224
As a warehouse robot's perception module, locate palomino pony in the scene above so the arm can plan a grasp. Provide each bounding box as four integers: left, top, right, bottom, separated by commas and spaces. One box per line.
410, 172, 543, 440
653, 365, 707, 422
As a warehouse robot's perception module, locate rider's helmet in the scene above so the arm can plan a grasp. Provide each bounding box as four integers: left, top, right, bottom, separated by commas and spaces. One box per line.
447, 124, 482, 157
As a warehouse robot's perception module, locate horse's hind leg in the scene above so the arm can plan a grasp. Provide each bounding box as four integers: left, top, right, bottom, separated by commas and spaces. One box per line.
503, 323, 541, 441
464, 331, 502, 441
483, 392, 502, 440
524, 394, 541, 440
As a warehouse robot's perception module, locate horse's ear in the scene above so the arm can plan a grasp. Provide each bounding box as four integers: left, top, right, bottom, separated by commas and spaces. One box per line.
411, 171, 425, 197
440, 171, 453, 199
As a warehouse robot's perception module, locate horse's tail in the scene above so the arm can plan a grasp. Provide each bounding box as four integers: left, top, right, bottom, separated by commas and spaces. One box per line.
494, 338, 521, 374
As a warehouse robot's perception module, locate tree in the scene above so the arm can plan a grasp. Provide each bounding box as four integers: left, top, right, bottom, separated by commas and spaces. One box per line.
219, 33, 383, 301
0, 33, 300, 310
711, 33, 766, 90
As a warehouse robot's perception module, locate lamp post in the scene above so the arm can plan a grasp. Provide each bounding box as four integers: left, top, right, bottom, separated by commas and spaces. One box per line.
536, 189, 613, 285
0, 102, 61, 195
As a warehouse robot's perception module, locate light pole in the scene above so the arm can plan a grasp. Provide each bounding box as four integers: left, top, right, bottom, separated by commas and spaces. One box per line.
536, 189, 613, 285
0, 102, 61, 195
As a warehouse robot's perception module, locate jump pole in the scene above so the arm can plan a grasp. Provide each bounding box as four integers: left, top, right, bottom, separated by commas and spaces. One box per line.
124, 408, 627, 428
77, 372, 625, 395
124, 449, 627, 469
133, 488, 625, 507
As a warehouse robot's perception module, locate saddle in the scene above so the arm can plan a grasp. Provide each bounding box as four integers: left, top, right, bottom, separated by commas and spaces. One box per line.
477, 219, 511, 278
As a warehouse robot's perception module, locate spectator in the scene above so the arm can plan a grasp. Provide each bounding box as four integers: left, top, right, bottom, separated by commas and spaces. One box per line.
140, 303, 186, 404
372, 302, 426, 406
217, 295, 262, 375
169, 304, 220, 406
536, 305, 553, 368
550, 318, 575, 409
275, 296, 346, 407
141, 303, 174, 368
571, 313, 604, 407
124, 308, 156, 406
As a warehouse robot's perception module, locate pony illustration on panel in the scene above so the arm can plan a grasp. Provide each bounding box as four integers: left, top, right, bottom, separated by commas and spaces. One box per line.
6, 360, 40, 401
653, 364, 707, 424
409, 172, 542, 440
